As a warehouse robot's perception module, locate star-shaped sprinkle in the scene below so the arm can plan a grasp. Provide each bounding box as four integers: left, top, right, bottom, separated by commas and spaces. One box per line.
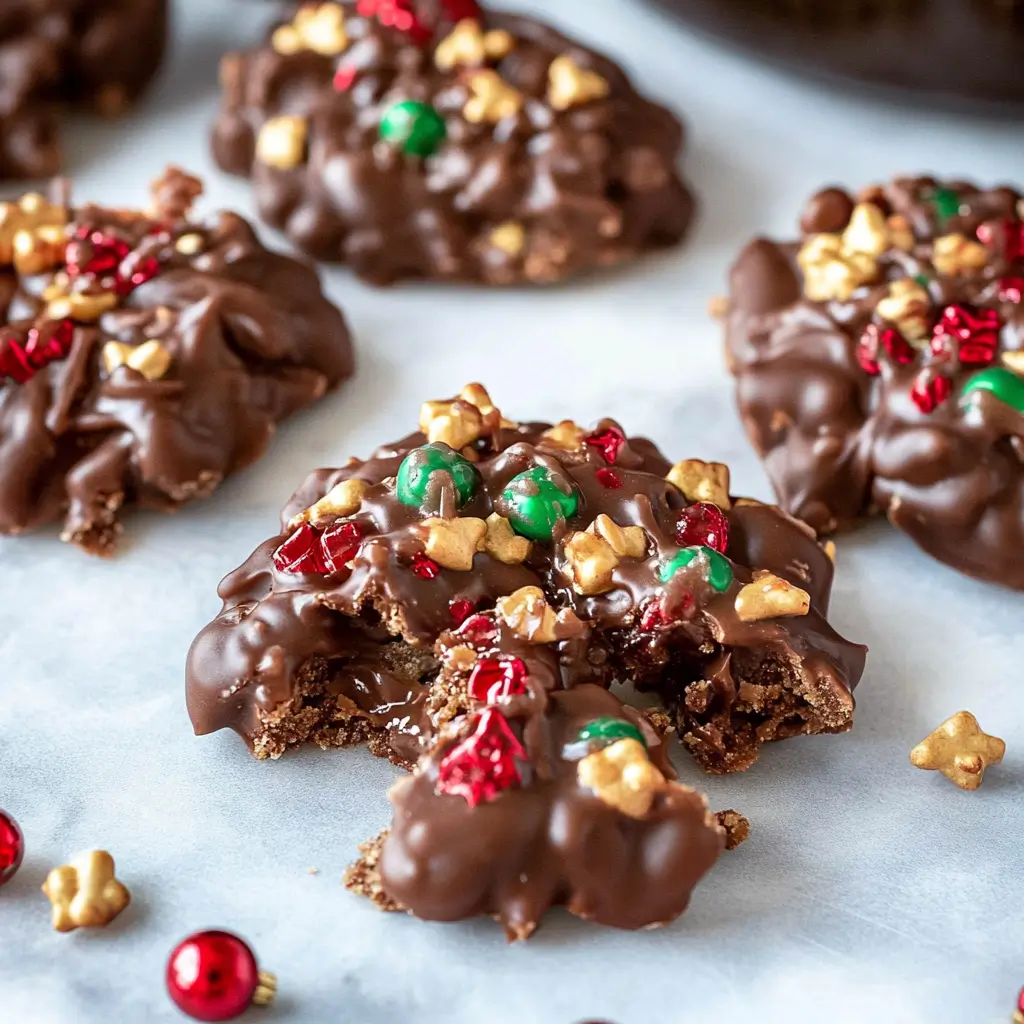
909, 711, 1005, 791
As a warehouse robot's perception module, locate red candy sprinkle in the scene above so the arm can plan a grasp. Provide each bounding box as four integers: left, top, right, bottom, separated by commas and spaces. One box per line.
930, 304, 1000, 367
65, 227, 130, 279
977, 217, 1024, 263
333, 65, 357, 91
273, 523, 328, 575
675, 501, 730, 553
640, 600, 668, 631
0, 810, 24, 887
457, 613, 498, 644
0, 320, 76, 384
410, 552, 441, 579
166, 930, 268, 1022
356, 0, 431, 45
595, 467, 622, 489
999, 277, 1024, 304
857, 324, 914, 376
585, 424, 626, 464
435, 708, 525, 806
321, 520, 362, 574
448, 598, 474, 626
910, 373, 952, 414
468, 656, 529, 703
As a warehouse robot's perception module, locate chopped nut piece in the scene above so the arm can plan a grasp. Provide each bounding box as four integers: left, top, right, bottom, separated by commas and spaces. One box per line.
420, 517, 487, 571
876, 278, 930, 342
562, 530, 619, 594
47, 290, 118, 323
666, 459, 731, 510
1003, 351, 1024, 374
42, 851, 131, 932
734, 570, 811, 622
489, 222, 525, 257
458, 383, 511, 428
485, 512, 531, 564
420, 398, 485, 450
273, 3, 348, 56
909, 711, 1005, 791
841, 202, 889, 258
435, 19, 513, 70
293, 478, 369, 528
541, 420, 585, 451
931, 233, 990, 276
444, 644, 478, 673
823, 540, 837, 563
587, 513, 647, 559
0, 193, 67, 266
496, 585, 581, 643
256, 116, 308, 170
548, 55, 609, 111
577, 738, 665, 819
103, 340, 173, 381
797, 233, 879, 302
464, 70, 523, 124
13, 224, 66, 275
149, 167, 204, 221
175, 233, 204, 256
887, 215, 915, 251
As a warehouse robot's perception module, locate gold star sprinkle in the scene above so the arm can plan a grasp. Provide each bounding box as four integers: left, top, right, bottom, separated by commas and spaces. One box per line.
909, 711, 1005, 791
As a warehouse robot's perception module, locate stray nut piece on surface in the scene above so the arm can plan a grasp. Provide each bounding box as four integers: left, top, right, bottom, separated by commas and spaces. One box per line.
103, 340, 173, 381
587, 513, 647, 559
420, 516, 487, 571
435, 19, 513, 70
562, 531, 619, 595
42, 850, 131, 932
272, 2, 348, 56
667, 459, 731, 510
485, 513, 530, 564
464, 70, 523, 124
256, 116, 308, 170
548, 55, 609, 111
293, 478, 368, 528
734, 570, 811, 622
577, 738, 665, 819
496, 585, 582, 643
909, 711, 1005, 791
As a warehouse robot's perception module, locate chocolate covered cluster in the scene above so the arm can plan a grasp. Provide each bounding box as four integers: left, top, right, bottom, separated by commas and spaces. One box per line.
726, 176, 1024, 588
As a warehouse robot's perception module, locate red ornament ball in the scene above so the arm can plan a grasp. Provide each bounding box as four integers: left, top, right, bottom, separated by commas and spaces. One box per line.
675, 502, 730, 553
166, 930, 273, 1022
0, 810, 24, 887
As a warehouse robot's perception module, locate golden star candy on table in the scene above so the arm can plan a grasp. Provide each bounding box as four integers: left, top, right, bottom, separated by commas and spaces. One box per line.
909, 711, 1005, 791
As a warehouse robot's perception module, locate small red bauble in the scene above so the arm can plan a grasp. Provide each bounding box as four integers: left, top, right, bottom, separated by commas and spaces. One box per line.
930, 304, 1000, 367
435, 708, 525, 806
676, 501, 730, 553
332, 65, 357, 92
0, 810, 24, 886
910, 373, 952, 414
409, 552, 441, 579
857, 324, 914, 376
448, 598, 474, 626
320, 520, 362, 574
456, 613, 498, 644
594, 467, 622, 490
272, 523, 327, 575
585, 424, 626, 464
468, 656, 529, 703
166, 930, 275, 1022
999, 277, 1024, 304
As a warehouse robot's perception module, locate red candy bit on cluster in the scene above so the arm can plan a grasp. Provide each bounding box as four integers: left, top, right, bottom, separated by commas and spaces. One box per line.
468, 656, 529, 704
456, 613, 498, 644
0, 320, 76, 384
675, 501, 730, 553
977, 217, 1024, 263
910, 372, 952, 414
321, 521, 363, 574
585, 424, 626, 464
595, 467, 622, 490
273, 521, 363, 576
117, 252, 162, 294
333, 65, 358, 92
0, 810, 24, 887
639, 593, 694, 631
65, 225, 130, 279
409, 552, 441, 579
448, 598, 474, 625
166, 930, 275, 1022
999, 277, 1024, 304
435, 708, 525, 806
930, 304, 1001, 367
857, 323, 915, 376
356, 0, 431, 45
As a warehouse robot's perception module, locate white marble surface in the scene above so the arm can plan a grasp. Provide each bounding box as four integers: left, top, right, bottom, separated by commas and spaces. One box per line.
1, 1, 1023, 1021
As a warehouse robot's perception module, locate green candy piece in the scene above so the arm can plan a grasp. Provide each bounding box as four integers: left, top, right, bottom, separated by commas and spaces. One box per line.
961, 366, 1024, 414
659, 545, 734, 592
396, 444, 478, 510
379, 100, 447, 157
929, 186, 961, 227
575, 717, 645, 749
500, 467, 579, 542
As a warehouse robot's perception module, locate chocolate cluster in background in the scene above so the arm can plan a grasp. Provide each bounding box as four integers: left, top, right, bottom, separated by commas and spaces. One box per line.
0, 0, 169, 179
212, 0, 694, 285
726, 176, 1024, 588
0, 168, 353, 554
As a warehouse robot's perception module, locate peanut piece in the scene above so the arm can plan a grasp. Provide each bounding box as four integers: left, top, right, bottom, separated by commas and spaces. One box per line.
0, 193, 67, 266
42, 850, 131, 932
485, 513, 531, 564
435, 19, 513, 70
841, 202, 889, 258
102, 340, 172, 380
666, 459, 731, 510
548, 55, 609, 111
464, 70, 523, 124
489, 222, 526, 256
577, 738, 665, 819
562, 531, 619, 595
420, 398, 485, 450
932, 233, 989, 277
876, 278, 930, 342
273, 3, 347, 56
887, 215, 915, 251
734, 570, 811, 622
293, 478, 369, 528
587, 514, 647, 559
421, 516, 487, 571
541, 420, 586, 451
256, 116, 308, 170
496, 586, 581, 644
47, 291, 118, 323
797, 233, 879, 302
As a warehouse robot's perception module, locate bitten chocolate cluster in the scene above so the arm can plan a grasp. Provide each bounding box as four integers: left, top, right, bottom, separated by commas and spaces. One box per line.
0, 169, 354, 554
187, 385, 865, 936
725, 176, 1024, 588
212, 0, 694, 285
0, 0, 168, 179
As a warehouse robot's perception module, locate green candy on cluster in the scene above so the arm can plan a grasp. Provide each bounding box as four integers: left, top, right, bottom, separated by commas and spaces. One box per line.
928, 186, 961, 228
961, 366, 1024, 414
500, 467, 579, 542
563, 716, 645, 761
396, 443, 478, 510
379, 100, 447, 157
659, 545, 733, 592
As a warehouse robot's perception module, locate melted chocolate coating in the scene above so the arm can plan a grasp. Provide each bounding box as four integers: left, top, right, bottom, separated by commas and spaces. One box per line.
725, 176, 1024, 588
0, 0, 168, 179
0, 170, 354, 554
186, 389, 865, 773
211, 2, 693, 285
